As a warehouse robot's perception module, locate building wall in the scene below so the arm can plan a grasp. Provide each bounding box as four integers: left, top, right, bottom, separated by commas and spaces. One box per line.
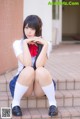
0, 0, 23, 74
24, 0, 52, 42
62, 6, 80, 35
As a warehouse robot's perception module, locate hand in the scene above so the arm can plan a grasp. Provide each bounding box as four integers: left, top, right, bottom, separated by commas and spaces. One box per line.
24, 37, 48, 46
33, 37, 48, 45
24, 38, 34, 44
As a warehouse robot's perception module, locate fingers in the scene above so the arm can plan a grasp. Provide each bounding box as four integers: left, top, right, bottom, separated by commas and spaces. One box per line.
26, 37, 43, 44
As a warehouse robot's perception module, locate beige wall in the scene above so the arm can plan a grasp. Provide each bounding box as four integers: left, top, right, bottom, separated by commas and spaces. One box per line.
0, 0, 23, 74
24, 0, 52, 42
62, 6, 80, 35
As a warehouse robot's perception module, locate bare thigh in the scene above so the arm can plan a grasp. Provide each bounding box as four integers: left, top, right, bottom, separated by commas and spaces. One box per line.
34, 80, 45, 97
18, 66, 35, 97
24, 82, 34, 97
33, 67, 52, 97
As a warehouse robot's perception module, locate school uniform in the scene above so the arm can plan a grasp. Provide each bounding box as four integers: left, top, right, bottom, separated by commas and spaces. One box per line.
9, 39, 56, 97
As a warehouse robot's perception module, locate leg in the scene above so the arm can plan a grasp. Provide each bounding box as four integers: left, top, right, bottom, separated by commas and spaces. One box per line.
34, 67, 58, 116
17, 66, 35, 97
12, 66, 35, 116
34, 78, 45, 97
34, 67, 52, 97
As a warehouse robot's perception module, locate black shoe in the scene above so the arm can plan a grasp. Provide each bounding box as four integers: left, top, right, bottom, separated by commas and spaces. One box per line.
12, 106, 22, 116
48, 105, 58, 116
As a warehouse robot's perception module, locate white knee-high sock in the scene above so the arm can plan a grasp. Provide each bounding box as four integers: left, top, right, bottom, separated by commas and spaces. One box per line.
42, 82, 57, 106
12, 82, 28, 108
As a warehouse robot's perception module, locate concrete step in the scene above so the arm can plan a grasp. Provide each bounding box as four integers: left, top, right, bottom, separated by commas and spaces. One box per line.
0, 106, 80, 119
0, 70, 80, 92
12, 107, 80, 119
1, 89, 80, 109
8, 90, 80, 108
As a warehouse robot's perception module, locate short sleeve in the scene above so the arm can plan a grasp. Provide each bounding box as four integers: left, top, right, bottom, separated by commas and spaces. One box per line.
13, 40, 23, 57
47, 41, 52, 58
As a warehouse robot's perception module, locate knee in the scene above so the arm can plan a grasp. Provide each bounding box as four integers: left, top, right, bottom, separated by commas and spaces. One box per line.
36, 67, 45, 74
35, 67, 48, 79
18, 66, 35, 85
20, 66, 35, 78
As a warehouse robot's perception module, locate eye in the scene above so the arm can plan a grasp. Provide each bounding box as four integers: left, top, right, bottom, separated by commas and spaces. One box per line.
31, 28, 35, 30
25, 26, 28, 29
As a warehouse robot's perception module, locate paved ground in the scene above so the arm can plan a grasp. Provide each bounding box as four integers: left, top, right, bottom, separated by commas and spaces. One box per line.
45, 43, 80, 82
0, 43, 80, 119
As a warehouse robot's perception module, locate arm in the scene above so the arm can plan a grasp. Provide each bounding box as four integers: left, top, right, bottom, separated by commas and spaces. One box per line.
36, 43, 48, 68
35, 40, 48, 68
17, 40, 32, 67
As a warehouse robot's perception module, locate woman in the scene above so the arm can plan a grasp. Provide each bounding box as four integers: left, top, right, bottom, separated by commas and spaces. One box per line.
9, 15, 58, 117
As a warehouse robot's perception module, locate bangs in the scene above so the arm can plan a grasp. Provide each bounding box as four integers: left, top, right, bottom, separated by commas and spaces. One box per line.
26, 16, 39, 30
26, 22, 37, 30
23, 15, 42, 39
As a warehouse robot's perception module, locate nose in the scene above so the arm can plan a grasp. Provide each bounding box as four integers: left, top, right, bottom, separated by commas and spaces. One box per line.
28, 28, 32, 34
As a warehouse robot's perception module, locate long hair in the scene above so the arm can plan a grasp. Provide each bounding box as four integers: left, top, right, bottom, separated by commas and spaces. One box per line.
23, 15, 42, 39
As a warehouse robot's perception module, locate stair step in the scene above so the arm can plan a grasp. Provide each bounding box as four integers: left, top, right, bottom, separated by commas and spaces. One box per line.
0, 71, 80, 92
12, 107, 80, 119
1, 90, 80, 109
8, 90, 80, 108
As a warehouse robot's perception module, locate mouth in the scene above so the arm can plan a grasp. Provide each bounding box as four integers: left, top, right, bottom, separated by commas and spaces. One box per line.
27, 35, 33, 38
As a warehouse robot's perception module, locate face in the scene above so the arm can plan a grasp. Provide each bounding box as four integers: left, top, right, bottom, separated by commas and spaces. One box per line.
24, 24, 36, 38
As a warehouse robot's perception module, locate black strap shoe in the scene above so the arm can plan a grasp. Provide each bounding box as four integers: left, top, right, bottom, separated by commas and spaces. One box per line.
48, 105, 58, 116
12, 106, 22, 116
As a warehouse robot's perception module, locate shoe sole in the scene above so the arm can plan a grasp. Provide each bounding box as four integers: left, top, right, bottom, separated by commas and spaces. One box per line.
49, 112, 58, 116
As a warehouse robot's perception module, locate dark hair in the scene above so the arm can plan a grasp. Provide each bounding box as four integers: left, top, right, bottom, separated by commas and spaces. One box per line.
23, 15, 42, 39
